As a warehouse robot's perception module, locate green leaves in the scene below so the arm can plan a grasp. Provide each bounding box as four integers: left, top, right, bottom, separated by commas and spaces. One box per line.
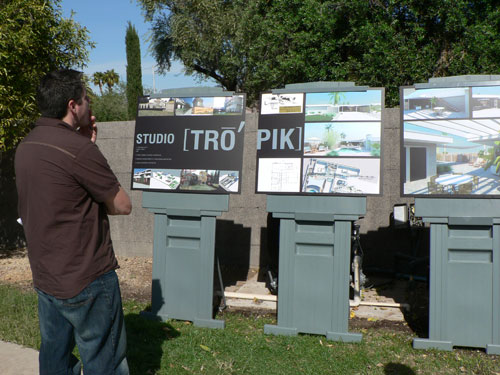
126, 22, 143, 120
90, 82, 128, 122
0, 0, 94, 151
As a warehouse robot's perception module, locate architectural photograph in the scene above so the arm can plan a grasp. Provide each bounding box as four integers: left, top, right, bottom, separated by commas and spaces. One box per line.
178, 169, 221, 190
403, 87, 469, 120
305, 90, 382, 121
137, 96, 175, 116
403, 119, 500, 195
132, 169, 181, 190
302, 158, 380, 194
213, 95, 245, 115
472, 86, 500, 118
175, 97, 214, 115
303, 122, 381, 157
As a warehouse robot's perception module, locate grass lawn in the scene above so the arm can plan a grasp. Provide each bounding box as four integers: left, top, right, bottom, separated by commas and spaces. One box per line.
1, 284, 499, 374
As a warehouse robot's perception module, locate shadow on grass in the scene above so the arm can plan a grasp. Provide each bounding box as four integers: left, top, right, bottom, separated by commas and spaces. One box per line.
125, 312, 179, 375
384, 363, 416, 374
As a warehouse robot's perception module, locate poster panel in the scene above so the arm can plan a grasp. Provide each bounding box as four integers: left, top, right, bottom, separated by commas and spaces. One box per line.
131, 94, 246, 193
256, 88, 383, 195
401, 84, 500, 196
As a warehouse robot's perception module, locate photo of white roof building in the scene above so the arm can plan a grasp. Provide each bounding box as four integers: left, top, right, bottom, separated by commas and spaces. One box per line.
403, 87, 469, 120
305, 91, 382, 121
132, 169, 181, 190
472, 86, 500, 118
403, 119, 500, 195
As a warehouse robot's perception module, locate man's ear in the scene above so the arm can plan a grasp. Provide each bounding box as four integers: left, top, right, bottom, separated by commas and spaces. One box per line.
68, 99, 77, 113
62, 99, 77, 127
67, 99, 79, 120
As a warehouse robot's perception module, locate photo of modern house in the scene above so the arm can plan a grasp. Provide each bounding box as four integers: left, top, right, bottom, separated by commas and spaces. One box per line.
403, 119, 500, 195
305, 91, 382, 121
137, 96, 175, 116
132, 169, 181, 190
403, 87, 469, 120
303, 122, 381, 157
175, 97, 215, 115
172, 96, 245, 116
213, 95, 244, 115
302, 158, 380, 194
179, 169, 220, 190
472, 86, 500, 118
132, 169, 152, 186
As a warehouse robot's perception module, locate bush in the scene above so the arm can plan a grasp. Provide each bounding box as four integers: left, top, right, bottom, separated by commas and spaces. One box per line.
437, 164, 452, 175
91, 83, 128, 122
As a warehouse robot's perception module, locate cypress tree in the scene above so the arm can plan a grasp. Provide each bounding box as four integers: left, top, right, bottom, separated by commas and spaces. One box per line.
125, 21, 143, 120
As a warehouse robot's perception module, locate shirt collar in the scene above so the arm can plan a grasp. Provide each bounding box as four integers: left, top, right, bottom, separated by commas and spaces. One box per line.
35, 117, 75, 132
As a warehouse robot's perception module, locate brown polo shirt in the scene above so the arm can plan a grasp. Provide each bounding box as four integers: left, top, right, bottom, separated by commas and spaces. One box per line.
15, 117, 121, 299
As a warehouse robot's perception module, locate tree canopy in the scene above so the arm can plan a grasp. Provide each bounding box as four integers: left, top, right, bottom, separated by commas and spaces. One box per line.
0, 0, 94, 151
93, 69, 121, 95
139, 0, 500, 107
125, 22, 144, 120
92, 71, 106, 95
103, 69, 120, 92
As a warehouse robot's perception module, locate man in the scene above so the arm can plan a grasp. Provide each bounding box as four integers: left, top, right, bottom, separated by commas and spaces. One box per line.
15, 69, 132, 375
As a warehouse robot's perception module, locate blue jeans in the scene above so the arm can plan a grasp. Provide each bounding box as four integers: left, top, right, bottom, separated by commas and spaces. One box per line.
36, 270, 129, 375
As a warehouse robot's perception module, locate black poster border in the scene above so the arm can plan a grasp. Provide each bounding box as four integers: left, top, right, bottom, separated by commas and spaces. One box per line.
255, 88, 385, 196
400, 81, 500, 199
130, 92, 246, 195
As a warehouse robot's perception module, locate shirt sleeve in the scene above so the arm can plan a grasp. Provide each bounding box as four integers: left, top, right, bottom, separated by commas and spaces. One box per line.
72, 142, 120, 203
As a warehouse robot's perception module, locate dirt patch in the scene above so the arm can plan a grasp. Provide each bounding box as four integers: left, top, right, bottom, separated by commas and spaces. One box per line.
114, 256, 152, 303
350, 317, 413, 334
0, 248, 153, 303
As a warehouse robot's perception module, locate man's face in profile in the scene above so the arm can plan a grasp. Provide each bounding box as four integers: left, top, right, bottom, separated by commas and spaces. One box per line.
74, 88, 91, 129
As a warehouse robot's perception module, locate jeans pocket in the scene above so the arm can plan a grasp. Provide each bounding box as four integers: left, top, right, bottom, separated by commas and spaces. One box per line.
62, 288, 94, 307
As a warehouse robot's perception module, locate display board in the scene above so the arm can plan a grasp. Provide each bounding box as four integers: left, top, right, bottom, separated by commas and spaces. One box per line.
131, 93, 246, 193
401, 83, 500, 197
256, 88, 384, 195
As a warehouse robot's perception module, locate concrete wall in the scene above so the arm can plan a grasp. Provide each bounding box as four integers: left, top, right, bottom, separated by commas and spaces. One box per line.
96, 108, 420, 272
361, 109, 419, 272
95, 121, 154, 257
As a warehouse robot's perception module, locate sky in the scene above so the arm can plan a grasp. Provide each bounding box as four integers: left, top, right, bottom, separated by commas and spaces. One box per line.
60, 0, 216, 93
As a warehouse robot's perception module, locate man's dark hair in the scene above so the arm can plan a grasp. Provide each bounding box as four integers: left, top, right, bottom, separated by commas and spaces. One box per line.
36, 69, 86, 119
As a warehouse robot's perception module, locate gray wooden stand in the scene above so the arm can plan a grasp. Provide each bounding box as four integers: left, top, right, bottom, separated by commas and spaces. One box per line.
140, 192, 227, 329
413, 198, 500, 354
264, 195, 366, 342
